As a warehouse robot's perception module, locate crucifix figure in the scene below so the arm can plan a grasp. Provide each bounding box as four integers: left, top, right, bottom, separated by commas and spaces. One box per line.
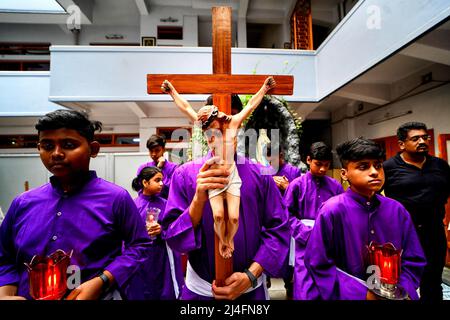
147, 7, 293, 287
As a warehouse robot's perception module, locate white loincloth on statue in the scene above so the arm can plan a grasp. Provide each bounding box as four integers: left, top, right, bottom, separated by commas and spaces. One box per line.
208, 162, 242, 198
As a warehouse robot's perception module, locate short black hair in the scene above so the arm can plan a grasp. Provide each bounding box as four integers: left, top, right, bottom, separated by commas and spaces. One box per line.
397, 122, 427, 141
132, 166, 162, 192
35, 109, 102, 142
266, 142, 284, 157
336, 138, 385, 168
146, 134, 166, 150
308, 142, 332, 161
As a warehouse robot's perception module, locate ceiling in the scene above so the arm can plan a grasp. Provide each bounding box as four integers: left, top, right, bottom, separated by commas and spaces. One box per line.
0, 0, 343, 27
2, 1, 448, 126
305, 19, 450, 119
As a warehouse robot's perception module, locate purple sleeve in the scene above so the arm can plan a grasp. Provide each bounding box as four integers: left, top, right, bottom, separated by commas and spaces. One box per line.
285, 180, 313, 246
136, 163, 146, 176
161, 167, 202, 253
305, 208, 367, 300
253, 175, 290, 278
398, 207, 426, 300
105, 190, 152, 289
0, 198, 20, 287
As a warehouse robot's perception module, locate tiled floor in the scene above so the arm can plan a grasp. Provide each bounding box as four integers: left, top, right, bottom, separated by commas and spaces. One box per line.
269, 267, 450, 300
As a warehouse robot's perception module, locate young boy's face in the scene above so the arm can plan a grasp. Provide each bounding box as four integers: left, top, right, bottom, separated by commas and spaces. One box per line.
341, 158, 384, 198
149, 146, 165, 163
307, 156, 330, 177
38, 128, 99, 178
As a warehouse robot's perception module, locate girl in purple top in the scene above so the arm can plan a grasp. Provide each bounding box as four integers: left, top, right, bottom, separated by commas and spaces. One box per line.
126, 166, 184, 300
285, 142, 344, 300
0, 110, 151, 300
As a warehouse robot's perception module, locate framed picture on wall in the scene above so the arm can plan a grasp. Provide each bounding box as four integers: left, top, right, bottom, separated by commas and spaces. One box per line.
141, 36, 156, 46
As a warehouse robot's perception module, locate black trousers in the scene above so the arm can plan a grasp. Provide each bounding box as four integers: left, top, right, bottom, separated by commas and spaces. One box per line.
416, 224, 447, 301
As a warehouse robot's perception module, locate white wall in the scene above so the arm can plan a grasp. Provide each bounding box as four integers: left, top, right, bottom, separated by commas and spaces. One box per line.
316, 0, 450, 99
0, 72, 62, 116
0, 23, 74, 44
331, 83, 450, 157
0, 23, 140, 46
140, 7, 198, 47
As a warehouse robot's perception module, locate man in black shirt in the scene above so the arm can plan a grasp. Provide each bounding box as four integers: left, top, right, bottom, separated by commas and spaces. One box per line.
383, 122, 450, 301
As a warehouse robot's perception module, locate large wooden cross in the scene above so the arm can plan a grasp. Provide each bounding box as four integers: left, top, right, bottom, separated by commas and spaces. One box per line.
147, 6, 294, 287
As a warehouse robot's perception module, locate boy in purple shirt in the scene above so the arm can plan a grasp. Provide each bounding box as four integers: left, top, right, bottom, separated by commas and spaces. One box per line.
285, 142, 344, 300
136, 134, 178, 199
304, 138, 426, 300
0, 109, 151, 300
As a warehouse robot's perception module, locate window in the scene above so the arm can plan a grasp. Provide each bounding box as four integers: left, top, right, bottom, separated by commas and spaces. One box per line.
156, 127, 191, 142
0, 135, 38, 148
157, 26, 183, 40
0, 43, 50, 71
0, 42, 50, 55
0, 0, 65, 14
94, 134, 140, 147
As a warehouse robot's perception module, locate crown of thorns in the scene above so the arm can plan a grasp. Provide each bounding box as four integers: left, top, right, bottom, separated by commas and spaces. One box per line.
201, 106, 219, 130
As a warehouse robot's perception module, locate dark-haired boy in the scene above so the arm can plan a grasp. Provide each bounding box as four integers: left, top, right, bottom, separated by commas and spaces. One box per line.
137, 134, 178, 199
304, 138, 425, 300
285, 142, 344, 300
0, 109, 151, 300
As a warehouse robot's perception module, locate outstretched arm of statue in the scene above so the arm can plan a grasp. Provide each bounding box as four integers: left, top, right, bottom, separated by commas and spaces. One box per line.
230, 76, 276, 127
161, 80, 198, 123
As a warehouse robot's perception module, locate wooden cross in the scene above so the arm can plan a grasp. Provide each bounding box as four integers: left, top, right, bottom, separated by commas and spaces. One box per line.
147, 6, 294, 288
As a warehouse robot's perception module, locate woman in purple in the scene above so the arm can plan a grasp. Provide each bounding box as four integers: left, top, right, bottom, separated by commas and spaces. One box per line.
285, 142, 344, 300
126, 166, 184, 300
0, 110, 151, 300
304, 138, 426, 300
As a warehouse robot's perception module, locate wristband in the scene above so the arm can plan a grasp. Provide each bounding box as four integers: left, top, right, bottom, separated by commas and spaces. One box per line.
243, 268, 258, 288
98, 272, 110, 292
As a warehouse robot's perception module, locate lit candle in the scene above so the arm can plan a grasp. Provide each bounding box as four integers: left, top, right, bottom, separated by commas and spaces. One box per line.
26, 249, 72, 300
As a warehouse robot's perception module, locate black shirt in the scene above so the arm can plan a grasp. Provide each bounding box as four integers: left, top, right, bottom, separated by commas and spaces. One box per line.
383, 153, 450, 227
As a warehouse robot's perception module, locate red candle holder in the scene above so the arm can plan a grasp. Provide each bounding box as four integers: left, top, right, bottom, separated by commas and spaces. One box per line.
368, 242, 407, 300
25, 249, 72, 300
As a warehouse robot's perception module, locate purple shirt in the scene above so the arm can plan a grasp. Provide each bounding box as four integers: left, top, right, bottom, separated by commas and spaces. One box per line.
304, 188, 426, 300
274, 162, 302, 182
0, 171, 151, 299
270, 162, 302, 196
162, 153, 290, 300
284, 172, 344, 299
137, 160, 178, 199
125, 194, 184, 300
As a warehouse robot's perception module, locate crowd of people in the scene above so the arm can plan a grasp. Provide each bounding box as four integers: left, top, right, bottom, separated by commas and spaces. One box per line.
0, 97, 448, 301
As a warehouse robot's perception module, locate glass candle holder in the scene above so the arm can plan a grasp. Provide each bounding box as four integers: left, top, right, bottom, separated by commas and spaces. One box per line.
25, 249, 72, 300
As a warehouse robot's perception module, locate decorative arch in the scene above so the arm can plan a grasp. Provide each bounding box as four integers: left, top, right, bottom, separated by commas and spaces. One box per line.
243, 96, 303, 167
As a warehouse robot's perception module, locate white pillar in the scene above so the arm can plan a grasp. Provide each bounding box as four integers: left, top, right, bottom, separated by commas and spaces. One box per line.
237, 17, 247, 48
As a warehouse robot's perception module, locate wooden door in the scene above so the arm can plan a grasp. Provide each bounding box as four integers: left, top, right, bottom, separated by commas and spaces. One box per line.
438, 134, 450, 267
